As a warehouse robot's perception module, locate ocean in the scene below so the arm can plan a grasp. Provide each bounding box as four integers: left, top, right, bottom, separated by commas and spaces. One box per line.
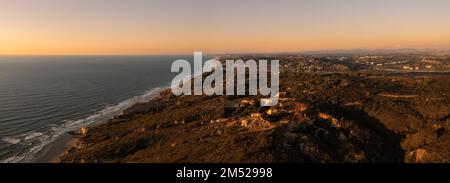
0, 55, 205, 163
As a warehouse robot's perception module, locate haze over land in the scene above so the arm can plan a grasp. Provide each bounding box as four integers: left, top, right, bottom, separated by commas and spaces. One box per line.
1, 0, 450, 55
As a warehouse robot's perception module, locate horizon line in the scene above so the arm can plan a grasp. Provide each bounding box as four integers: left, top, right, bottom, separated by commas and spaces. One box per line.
1, 47, 450, 57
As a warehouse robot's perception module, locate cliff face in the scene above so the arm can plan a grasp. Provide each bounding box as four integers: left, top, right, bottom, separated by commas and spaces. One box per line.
60, 67, 450, 163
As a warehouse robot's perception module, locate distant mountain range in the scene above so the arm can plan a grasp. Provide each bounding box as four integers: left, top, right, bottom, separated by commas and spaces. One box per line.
217, 48, 450, 57
296, 48, 450, 56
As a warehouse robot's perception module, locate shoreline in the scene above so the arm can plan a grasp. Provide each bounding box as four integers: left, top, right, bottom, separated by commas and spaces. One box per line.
32, 87, 168, 163
33, 134, 77, 163
39, 56, 222, 163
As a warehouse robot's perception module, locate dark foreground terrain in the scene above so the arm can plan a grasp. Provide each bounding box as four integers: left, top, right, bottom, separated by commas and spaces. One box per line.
60, 57, 450, 163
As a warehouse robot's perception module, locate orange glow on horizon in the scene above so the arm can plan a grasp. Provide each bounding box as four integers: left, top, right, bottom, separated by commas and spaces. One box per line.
2, 33, 449, 55
1, 0, 450, 55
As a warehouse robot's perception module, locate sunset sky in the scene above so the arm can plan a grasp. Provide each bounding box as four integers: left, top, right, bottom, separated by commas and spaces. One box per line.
1, 0, 450, 55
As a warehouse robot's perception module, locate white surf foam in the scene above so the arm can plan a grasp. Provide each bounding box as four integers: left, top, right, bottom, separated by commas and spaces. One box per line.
24, 132, 44, 141
0, 87, 163, 163
1, 137, 21, 145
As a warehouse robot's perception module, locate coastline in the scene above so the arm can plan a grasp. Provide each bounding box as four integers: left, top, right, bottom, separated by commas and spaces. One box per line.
41, 56, 221, 163
33, 87, 168, 163
33, 134, 77, 163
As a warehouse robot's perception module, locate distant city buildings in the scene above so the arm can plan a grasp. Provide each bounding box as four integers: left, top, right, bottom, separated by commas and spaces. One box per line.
233, 53, 450, 73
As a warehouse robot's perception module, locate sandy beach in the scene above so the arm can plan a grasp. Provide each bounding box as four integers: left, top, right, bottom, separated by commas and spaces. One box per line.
33, 134, 78, 163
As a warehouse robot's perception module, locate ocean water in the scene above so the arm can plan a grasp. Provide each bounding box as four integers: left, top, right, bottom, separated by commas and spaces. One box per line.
0, 55, 204, 163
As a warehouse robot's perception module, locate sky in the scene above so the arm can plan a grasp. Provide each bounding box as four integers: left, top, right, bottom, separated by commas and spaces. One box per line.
1, 0, 450, 55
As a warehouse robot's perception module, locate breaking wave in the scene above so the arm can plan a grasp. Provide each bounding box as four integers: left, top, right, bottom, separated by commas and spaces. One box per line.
0, 87, 163, 163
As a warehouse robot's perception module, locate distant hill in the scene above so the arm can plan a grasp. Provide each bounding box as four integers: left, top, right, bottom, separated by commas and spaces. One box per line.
217, 48, 450, 57
296, 48, 434, 56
